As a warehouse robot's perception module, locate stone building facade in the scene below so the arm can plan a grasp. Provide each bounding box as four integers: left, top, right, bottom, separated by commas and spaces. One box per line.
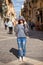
0, 0, 3, 17
21, 0, 43, 30
5, 0, 16, 22
0, 0, 16, 22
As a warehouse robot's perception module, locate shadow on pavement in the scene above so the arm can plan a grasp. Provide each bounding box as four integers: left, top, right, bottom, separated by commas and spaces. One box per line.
9, 48, 19, 58
28, 30, 43, 40
20, 62, 33, 65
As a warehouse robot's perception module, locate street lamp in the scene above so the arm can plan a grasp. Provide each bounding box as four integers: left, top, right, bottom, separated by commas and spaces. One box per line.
22, 4, 24, 9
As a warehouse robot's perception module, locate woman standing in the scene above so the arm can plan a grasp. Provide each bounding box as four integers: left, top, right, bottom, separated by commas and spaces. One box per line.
14, 19, 27, 61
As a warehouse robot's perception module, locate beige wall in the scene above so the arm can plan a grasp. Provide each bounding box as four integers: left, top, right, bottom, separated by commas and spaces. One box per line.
5, 0, 16, 22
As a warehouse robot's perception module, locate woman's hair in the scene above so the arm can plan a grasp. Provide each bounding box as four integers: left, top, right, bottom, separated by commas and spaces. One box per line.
18, 19, 24, 24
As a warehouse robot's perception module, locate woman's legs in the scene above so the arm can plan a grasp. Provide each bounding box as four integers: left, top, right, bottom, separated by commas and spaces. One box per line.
17, 37, 26, 61
9, 27, 13, 34
21, 38, 26, 61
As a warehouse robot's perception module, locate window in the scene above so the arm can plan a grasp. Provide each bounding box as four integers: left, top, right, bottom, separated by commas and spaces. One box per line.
32, 0, 38, 3
29, 10, 31, 15
29, 2, 31, 8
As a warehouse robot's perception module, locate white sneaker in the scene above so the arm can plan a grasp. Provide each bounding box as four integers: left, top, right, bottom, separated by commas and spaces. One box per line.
23, 57, 26, 61
19, 57, 22, 62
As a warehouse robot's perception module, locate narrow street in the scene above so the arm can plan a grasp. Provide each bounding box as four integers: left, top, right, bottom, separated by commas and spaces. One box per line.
0, 0, 43, 65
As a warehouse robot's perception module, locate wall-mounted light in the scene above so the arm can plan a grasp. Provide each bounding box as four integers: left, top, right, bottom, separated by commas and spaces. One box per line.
22, 4, 24, 9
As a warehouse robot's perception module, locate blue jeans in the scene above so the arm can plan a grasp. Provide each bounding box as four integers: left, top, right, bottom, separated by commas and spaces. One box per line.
17, 37, 26, 57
